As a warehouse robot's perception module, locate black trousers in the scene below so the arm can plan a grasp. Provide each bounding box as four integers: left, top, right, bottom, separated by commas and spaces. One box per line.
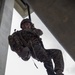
31, 43, 64, 75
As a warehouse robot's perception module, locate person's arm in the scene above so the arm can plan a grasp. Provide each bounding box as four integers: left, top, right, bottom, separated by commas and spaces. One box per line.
8, 32, 23, 53
8, 32, 30, 61
32, 28, 43, 36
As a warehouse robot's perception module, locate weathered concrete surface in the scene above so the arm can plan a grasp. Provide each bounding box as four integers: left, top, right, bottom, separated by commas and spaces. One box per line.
0, 0, 14, 75
14, 0, 33, 18
26, 0, 75, 60
0, 0, 5, 24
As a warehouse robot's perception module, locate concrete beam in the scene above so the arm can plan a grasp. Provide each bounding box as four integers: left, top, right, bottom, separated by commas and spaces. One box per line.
26, 0, 75, 60
0, 0, 14, 75
14, 0, 33, 18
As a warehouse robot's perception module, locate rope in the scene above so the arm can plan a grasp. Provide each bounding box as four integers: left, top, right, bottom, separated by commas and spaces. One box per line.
31, 57, 38, 69
20, 0, 38, 69
21, 0, 31, 21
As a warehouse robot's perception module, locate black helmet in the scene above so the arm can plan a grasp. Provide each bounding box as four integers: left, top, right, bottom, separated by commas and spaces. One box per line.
20, 18, 34, 28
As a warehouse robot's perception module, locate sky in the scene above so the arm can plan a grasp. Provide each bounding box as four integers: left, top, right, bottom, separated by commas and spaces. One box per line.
5, 9, 75, 75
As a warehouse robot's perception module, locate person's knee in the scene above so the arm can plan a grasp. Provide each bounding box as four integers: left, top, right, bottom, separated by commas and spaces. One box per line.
56, 50, 62, 55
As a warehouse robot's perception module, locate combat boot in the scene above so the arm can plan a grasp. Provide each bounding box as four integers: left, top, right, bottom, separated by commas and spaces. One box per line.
56, 73, 64, 75
56, 70, 64, 75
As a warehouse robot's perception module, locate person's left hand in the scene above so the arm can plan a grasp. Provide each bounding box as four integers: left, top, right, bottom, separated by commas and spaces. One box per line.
20, 47, 31, 61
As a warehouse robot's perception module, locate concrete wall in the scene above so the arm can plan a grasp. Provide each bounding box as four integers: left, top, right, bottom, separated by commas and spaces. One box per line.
0, 0, 5, 25
0, 0, 14, 75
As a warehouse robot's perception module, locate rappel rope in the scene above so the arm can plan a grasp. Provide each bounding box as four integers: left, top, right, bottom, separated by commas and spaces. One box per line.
29, 40, 39, 69
20, 0, 38, 69
31, 57, 38, 69
21, 0, 31, 21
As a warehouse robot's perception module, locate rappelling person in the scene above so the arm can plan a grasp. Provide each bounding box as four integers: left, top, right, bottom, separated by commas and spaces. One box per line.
8, 18, 64, 75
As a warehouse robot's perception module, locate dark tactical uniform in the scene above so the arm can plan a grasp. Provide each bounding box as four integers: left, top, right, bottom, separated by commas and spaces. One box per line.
8, 19, 64, 75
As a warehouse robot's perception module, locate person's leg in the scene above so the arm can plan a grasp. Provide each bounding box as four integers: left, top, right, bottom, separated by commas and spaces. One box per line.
44, 60, 56, 75
32, 44, 55, 75
46, 49, 64, 75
